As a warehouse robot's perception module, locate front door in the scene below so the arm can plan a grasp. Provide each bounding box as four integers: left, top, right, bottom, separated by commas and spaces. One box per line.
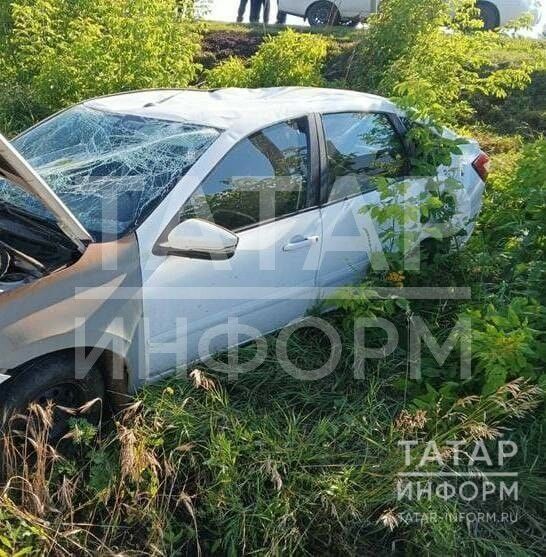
140, 117, 322, 378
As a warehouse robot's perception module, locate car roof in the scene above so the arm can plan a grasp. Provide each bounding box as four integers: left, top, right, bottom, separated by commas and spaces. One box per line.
85, 87, 401, 136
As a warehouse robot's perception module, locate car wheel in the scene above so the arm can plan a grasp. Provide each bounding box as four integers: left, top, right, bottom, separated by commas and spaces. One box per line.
307, 1, 341, 26
0, 353, 105, 443
477, 2, 500, 30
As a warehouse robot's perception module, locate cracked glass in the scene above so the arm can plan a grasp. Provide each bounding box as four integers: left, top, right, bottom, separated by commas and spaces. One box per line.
0, 106, 221, 240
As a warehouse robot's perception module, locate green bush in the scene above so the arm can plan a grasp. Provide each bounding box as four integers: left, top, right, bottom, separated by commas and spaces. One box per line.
389, 29, 532, 123
205, 56, 253, 88
349, 0, 533, 123
349, 0, 448, 94
251, 29, 330, 87
205, 29, 330, 88
0, 0, 202, 134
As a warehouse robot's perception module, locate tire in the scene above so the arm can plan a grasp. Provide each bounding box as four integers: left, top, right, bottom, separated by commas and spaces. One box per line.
307, 1, 340, 26
0, 352, 105, 443
477, 2, 500, 30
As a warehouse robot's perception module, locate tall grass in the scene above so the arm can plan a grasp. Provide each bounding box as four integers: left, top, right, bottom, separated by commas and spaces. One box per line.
0, 355, 544, 554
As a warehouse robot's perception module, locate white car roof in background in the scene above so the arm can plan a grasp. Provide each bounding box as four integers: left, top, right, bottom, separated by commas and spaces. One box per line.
85, 87, 401, 137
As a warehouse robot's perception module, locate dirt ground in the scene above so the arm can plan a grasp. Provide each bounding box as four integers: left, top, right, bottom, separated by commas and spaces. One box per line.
200, 30, 265, 68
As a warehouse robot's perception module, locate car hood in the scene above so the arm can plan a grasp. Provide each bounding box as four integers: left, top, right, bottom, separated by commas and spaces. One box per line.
0, 132, 93, 252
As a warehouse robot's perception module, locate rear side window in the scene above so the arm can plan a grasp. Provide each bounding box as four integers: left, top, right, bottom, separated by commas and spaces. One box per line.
181, 118, 310, 231
321, 112, 406, 202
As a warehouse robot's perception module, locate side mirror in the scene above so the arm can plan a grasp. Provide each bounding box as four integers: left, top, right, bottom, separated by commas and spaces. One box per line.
159, 218, 239, 259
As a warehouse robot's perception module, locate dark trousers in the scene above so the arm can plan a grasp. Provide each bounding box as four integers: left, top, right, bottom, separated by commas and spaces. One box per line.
277, 10, 287, 24
250, 0, 270, 23
237, 0, 248, 21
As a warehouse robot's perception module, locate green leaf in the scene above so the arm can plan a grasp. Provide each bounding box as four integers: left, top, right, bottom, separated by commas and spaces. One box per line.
482, 367, 508, 396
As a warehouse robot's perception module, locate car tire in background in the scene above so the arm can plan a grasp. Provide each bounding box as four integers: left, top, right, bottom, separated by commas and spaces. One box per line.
0, 352, 105, 443
306, 1, 341, 26
477, 1, 500, 30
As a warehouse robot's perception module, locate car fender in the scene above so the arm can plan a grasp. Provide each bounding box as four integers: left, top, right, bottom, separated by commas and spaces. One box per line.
0, 234, 145, 388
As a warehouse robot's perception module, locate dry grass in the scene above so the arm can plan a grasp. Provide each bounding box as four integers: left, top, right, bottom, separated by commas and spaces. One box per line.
0, 375, 543, 555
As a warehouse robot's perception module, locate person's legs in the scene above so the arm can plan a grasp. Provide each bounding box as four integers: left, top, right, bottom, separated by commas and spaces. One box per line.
276, 5, 287, 24
237, 0, 248, 22
263, 0, 270, 24
249, 0, 261, 22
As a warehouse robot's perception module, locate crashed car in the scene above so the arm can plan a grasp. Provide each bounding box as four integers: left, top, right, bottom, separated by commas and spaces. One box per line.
0, 87, 488, 431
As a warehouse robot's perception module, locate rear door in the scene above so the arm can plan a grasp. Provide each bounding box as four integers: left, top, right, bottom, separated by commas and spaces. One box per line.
316, 111, 408, 290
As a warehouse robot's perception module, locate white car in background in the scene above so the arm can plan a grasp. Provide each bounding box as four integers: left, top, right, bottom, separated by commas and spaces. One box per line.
278, 0, 543, 30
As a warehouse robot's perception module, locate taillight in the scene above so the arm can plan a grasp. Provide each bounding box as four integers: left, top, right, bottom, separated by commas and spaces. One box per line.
472, 151, 490, 181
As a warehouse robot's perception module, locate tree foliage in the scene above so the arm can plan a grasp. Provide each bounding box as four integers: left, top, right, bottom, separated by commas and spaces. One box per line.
0, 0, 202, 132
349, 0, 534, 123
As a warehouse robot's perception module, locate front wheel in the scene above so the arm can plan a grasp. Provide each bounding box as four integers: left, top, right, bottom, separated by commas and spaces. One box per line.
307, 1, 340, 26
1, 353, 105, 443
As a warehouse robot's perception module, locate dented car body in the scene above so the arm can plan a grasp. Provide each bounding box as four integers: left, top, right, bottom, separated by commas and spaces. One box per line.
0, 87, 487, 419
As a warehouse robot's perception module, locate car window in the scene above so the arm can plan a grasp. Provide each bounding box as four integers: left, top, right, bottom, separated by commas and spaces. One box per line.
180, 118, 310, 231
0, 106, 220, 241
321, 112, 406, 203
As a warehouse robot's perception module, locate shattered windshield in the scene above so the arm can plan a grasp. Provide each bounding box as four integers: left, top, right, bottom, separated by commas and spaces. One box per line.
0, 106, 220, 240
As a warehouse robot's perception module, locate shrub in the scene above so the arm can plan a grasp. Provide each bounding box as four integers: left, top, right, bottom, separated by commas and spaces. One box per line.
349, 0, 448, 94
388, 28, 533, 123
251, 29, 329, 87
349, 0, 533, 124
205, 56, 253, 88
1, 0, 202, 128
205, 29, 330, 88
469, 298, 543, 395
471, 137, 546, 307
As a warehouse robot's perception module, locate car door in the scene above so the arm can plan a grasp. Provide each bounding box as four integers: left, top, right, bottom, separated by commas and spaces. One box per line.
316, 111, 409, 291
140, 117, 323, 378
342, 0, 377, 18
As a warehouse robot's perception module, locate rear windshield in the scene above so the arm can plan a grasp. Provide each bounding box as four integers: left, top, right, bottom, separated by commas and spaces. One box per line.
0, 106, 220, 240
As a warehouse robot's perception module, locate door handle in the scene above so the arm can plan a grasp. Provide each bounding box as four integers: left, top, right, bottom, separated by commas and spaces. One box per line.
283, 235, 320, 252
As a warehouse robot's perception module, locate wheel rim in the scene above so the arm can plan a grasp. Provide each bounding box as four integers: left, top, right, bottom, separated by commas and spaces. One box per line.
310, 5, 336, 26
